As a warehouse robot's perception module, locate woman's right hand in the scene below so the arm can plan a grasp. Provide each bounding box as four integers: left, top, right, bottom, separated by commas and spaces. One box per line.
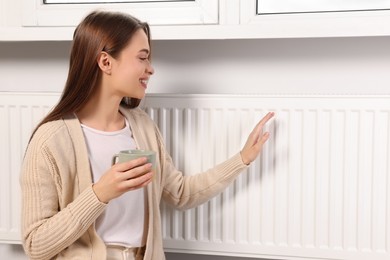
92, 157, 154, 203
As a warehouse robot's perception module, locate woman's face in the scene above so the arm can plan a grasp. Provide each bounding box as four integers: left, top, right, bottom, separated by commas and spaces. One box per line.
110, 29, 154, 100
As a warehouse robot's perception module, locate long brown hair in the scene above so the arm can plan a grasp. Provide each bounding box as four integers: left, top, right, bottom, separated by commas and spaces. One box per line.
31, 10, 151, 138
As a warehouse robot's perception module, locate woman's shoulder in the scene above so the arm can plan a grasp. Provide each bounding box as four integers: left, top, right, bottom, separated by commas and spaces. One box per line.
30, 119, 70, 147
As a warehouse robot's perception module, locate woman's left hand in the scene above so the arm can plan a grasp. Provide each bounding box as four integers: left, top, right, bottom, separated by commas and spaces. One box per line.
240, 112, 275, 165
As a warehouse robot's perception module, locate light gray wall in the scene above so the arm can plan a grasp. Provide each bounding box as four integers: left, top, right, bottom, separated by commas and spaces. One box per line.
1, 37, 390, 94
1, 36, 390, 259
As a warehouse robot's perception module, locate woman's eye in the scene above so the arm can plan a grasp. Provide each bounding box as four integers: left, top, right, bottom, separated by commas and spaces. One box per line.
140, 57, 148, 61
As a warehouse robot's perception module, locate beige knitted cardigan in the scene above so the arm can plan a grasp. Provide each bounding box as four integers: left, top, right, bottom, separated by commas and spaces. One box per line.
21, 107, 247, 260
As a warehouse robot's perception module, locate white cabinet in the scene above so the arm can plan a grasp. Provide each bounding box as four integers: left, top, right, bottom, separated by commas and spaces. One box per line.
256, 0, 390, 14
240, 0, 390, 38
2, 0, 390, 40
22, 0, 218, 27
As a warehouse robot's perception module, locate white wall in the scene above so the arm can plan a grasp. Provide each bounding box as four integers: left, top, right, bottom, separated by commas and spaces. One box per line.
1, 37, 390, 94
1, 36, 390, 259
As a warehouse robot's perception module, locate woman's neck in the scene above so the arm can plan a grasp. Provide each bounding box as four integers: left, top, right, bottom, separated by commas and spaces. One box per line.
76, 91, 125, 132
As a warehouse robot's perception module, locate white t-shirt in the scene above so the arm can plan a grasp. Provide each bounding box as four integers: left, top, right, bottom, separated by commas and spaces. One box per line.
81, 119, 146, 247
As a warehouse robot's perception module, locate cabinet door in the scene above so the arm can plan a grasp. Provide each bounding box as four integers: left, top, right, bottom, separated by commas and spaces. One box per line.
240, 0, 390, 37
257, 0, 390, 14
22, 0, 218, 27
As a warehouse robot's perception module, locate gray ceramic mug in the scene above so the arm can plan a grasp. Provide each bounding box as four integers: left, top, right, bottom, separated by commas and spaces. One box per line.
112, 149, 156, 169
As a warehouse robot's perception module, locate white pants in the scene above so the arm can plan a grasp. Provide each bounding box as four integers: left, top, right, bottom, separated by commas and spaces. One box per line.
106, 245, 144, 260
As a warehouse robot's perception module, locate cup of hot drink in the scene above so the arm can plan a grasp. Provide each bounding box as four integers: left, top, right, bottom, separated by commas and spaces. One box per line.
112, 150, 156, 172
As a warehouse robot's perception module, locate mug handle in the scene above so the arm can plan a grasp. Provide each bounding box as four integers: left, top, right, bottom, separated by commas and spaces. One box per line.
111, 154, 119, 166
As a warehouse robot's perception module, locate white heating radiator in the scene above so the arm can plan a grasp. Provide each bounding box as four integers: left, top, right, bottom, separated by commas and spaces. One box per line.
1, 92, 389, 260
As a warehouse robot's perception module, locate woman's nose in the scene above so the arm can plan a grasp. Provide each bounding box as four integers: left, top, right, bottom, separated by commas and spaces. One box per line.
147, 62, 154, 75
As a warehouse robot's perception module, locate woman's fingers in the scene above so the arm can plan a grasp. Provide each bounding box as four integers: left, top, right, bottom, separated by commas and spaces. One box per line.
94, 157, 154, 202
120, 162, 152, 180
112, 157, 148, 171
255, 131, 270, 148
252, 112, 274, 140
246, 112, 274, 147
123, 171, 154, 191
118, 157, 154, 190
241, 112, 274, 165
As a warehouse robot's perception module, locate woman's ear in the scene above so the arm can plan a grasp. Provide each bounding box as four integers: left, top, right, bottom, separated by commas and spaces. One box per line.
97, 51, 112, 75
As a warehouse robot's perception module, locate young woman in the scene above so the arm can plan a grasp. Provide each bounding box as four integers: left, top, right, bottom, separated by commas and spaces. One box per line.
20, 10, 274, 260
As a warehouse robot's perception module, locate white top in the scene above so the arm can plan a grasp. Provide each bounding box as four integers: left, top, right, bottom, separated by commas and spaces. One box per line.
81, 118, 146, 247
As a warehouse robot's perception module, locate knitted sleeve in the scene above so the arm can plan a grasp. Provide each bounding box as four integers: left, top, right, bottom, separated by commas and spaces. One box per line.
156, 124, 248, 210
20, 127, 106, 260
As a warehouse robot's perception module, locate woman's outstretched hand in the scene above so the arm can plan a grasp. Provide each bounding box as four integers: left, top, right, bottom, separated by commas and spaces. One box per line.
240, 112, 275, 165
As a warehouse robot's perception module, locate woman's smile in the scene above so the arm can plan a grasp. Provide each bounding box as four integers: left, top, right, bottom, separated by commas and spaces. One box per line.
139, 78, 149, 89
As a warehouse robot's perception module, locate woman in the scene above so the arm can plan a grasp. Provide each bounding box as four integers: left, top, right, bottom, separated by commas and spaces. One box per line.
20, 10, 274, 260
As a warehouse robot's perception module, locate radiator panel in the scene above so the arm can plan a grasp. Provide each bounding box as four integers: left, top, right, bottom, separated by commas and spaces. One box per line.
0, 92, 389, 260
